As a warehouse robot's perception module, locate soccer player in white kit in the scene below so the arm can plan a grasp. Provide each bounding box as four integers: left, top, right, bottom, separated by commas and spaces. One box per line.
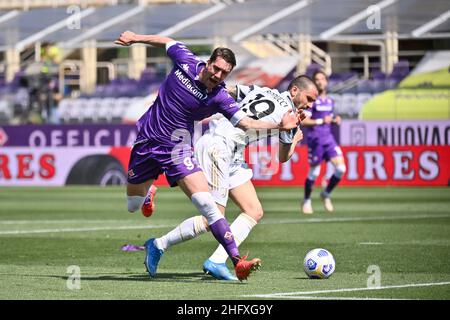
150, 76, 318, 280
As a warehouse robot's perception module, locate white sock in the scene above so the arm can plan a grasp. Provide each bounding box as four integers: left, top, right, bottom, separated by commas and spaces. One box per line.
154, 216, 207, 251
208, 213, 257, 264
191, 192, 223, 225
127, 195, 145, 213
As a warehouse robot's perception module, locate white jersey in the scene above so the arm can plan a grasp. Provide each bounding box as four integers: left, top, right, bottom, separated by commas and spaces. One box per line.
196, 85, 299, 205
209, 85, 298, 146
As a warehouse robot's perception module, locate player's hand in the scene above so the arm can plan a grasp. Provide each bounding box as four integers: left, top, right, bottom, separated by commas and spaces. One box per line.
324, 115, 333, 124
115, 31, 137, 46
279, 110, 300, 131
298, 109, 307, 122
333, 115, 342, 125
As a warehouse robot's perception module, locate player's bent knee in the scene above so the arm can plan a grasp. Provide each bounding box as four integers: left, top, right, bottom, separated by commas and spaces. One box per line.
245, 205, 263, 222
334, 164, 347, 178
127, 195, 145, 213
191, 192, 223, 225
308, 165, 321, 181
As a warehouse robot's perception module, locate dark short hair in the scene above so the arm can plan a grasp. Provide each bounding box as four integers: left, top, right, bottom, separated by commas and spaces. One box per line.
209, 47, 236, 68
312, 70, 328, 81
288, 75, 317, 91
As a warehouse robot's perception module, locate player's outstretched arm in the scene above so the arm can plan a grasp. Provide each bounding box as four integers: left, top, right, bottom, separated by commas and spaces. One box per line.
115, 31, 173, 48
278, 129, 303, 163
236, 111, 299, 131
302, 114, 333, 127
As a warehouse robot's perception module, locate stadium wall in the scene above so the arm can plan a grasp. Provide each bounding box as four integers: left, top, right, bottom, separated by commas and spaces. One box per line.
0, 123, 449, 187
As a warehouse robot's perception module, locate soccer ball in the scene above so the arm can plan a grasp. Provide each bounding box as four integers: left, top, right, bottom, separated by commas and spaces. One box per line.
303, 248, 335, 279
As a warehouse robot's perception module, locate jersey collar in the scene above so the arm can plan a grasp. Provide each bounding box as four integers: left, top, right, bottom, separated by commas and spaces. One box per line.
281, 91, 296, 111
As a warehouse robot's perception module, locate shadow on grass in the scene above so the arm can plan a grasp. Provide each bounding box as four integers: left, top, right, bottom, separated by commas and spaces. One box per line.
40, 272, 246, 285
293, 276, 315, 280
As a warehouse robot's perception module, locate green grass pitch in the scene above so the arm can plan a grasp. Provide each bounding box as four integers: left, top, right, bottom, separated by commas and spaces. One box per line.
0, 186, 449, 300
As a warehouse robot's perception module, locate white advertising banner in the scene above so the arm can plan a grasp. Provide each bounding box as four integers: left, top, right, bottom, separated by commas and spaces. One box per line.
0, 147, 110, 186
340, 120, 450, 146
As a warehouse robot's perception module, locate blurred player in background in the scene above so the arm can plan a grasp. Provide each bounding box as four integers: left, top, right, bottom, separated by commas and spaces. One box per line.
115, 31, 301, 280
149, 76, 317, 280
301, 70, 346, 214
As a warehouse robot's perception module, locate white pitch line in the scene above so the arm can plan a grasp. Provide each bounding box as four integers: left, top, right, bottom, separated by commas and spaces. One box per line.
1, 213, 448, 225
0, 224, 174, 235
0, 219, 152, 225
0, 214, 449, 235
260, 213, 450, 225
359, 242, 384, 245
244, 281, 450, 298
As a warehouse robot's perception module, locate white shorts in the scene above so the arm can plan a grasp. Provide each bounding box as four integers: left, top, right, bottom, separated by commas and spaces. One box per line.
195, 133, 253, 207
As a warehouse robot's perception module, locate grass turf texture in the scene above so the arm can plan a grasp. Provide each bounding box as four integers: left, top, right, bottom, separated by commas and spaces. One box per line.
0, 186, 449, 300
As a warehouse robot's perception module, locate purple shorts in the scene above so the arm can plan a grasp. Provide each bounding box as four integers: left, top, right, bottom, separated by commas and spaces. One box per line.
307, 136, 343, 166
127, 139, 202, 187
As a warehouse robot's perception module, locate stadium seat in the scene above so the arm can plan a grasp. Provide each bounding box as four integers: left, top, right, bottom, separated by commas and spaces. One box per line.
341, 93, 358, 118
356, 79, 372, 93
112, 97, 131, 122
0, 100, 12, 123
82, 98, 102, 123
372, 70, 386, 80
355, 93, 373, 116
97, 98, 116, 122
68, 99, 88, 123
305, 63, 322, 78
328, 94, 343, 115
391, 60, 410, 79
57, 99, 75, 123
370, 79, 387, 93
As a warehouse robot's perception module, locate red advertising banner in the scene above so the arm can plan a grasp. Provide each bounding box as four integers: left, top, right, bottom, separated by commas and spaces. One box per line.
246, 145, 450, 186
1, 144, 449, 187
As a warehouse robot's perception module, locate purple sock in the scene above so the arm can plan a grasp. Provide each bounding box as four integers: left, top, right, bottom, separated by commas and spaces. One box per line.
209, 218, 240, 265
304, 178, 314, 200
325, 174, 341, 194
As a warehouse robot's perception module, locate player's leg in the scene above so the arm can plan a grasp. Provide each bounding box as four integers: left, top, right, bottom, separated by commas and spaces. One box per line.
320, 144, 346, 212
126, 142, 161, 215
302, 142, 323, 214
203, 180, 260, 281
321, 161, 334, 188
208, 180, 261, 265
126, 180, 154, 212
143, 170, 218, 278
145, 143, 260, 279
177, 171, 261, 280
153, 135, 230, 253
177, 171, 241, 261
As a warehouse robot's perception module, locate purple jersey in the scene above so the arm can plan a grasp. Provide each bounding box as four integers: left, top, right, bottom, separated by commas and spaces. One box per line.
128, 42, 245, 187
305, 95, 342, 165
306, 96, 335, 140
136, 42, 244, 148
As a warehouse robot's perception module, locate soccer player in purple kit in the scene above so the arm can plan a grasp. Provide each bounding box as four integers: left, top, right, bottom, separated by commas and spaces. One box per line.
301, 70, 346, 214
114, 31, 301, 280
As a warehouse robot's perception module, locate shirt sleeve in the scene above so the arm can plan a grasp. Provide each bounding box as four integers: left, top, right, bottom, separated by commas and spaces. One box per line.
216, 91, 246, 126
166, 41, 200, 67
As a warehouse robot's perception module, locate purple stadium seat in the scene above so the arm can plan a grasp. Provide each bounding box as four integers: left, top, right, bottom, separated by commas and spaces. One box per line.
370, 79, 387, 93
357, 79, 372, 93
372, 70, 386, 80
305, 63, 322, 78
